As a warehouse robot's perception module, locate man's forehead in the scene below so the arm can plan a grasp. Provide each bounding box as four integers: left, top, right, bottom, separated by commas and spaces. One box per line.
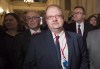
46, 7, 61, 14
26, 11, 39, 15
74, 8, 83, 12
47, 6, 59, 11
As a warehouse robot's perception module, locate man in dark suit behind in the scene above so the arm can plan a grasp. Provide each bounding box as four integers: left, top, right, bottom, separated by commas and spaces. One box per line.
66, 6, 93, 43
15, 10, 44, 69
23, 4, 89, 69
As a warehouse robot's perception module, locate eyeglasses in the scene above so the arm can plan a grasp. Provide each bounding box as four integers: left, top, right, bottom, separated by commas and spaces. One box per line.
26, 16, 40, 21
46, 15, 63, 20
73, 12, 83, 15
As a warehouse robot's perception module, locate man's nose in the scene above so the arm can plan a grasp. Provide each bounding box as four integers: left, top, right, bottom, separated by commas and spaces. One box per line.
30, 18, 35, 22
52, 16, 58, 20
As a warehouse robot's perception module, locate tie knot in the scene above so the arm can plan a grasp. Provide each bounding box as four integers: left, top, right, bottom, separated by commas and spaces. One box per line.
78, 24, 81, 28
56, 36, 59, 39
78, 24, 82, 35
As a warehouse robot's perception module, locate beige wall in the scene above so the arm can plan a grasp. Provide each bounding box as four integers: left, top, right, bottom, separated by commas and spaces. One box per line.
94, 0, 100, 14
70, 0, 95, 18
0, 0, 100, 25
0, 0, 10, 25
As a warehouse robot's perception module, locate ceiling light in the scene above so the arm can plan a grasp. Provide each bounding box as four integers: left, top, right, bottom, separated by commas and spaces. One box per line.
24, 0, 34, 6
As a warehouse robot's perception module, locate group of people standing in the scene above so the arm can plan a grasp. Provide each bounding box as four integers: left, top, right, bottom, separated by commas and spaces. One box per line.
0, 4, 100, 69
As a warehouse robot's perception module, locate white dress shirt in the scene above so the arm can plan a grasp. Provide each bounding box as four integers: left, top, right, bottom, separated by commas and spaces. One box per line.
52, 31, 68, 69
76, 22, 84, 36
30, 28, 41, 35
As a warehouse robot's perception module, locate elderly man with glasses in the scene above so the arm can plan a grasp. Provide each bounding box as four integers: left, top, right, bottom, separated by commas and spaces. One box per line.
15, 10, 46, 69
23, 5, 89, 69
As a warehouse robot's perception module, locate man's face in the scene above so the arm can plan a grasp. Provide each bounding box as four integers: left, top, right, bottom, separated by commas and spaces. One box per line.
4, 15, 18, 30
25, 11, 40, 29
73, 8, 85, 23
90, 17, 97, 26
45, 6, 64, 30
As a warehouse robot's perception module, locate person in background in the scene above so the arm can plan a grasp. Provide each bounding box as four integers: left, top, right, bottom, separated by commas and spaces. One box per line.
67, 15, 74, 24
15, 10, 44, 69
86, 29, 100, 69
22, 10, 42, 33
87, 15, 100, 29
67, 6, 93, 44
1, 13, 22, 69
23, 4, 89, 69
63, 15, 74, 31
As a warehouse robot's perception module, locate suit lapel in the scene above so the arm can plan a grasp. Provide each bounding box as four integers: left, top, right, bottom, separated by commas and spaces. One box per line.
65, 32, 74, 69
45, 30, 74, 69
46, 30, 62, 69
46, 30, 55, 50
72, 23, 77, 32
25, 29, 32, 36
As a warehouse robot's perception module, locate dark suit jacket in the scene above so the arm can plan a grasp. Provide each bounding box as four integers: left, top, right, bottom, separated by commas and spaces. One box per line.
0, 34, 6, 69
66, 21, 93, 43
15, 29, 45, 69
23, 30, 89, 69
1, 32, 18, 69
15, 29, 32, 69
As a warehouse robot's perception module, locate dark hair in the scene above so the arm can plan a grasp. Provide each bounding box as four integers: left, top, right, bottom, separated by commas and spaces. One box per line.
74, 6, 86, 15
87, 15, 98, 24
3, 13, 24, 32
87, 15, 100, 28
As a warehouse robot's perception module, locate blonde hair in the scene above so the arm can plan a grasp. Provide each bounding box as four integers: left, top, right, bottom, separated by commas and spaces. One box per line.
45, 4, 63, 15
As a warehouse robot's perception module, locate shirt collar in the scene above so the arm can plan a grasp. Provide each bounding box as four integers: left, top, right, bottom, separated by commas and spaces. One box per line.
76, 22, 84, 26
30, 28, 41, 35
76, 22, 84, 35
52, 30, 65, 39
76, 22, 84, 29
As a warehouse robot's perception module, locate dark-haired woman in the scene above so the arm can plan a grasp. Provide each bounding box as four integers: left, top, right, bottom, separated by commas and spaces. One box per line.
1, 13, 24, 69
87, 15, 100, 29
